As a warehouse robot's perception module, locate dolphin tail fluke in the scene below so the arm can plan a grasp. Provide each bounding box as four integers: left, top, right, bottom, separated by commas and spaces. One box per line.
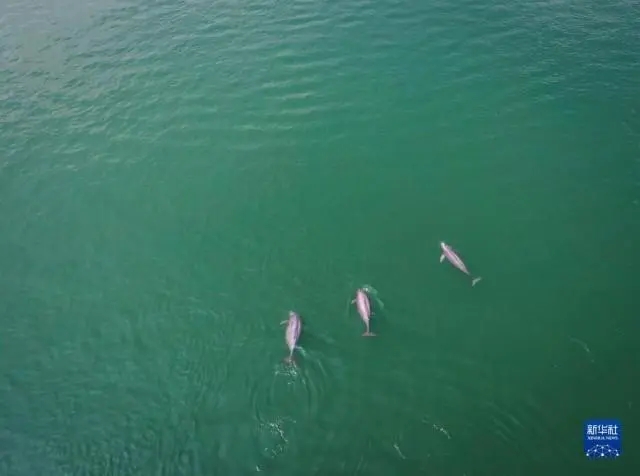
284, 354, 296, 365
362, 331, 376, 337
472, 277, 482, 286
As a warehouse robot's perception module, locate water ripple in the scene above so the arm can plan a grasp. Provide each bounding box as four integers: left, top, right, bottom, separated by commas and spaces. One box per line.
428, 351, 550, 462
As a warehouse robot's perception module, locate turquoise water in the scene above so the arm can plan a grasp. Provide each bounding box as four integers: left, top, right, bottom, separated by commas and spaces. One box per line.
1, 0, 638, 474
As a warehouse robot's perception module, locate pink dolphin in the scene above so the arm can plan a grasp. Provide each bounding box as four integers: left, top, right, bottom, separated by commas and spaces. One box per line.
281, 311, 302, 364
352, 288, 376, 336
440, 241, 482, 286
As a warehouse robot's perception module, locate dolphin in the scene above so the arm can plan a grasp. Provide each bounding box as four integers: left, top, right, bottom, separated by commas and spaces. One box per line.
352, 288, 376, 336
440, 241, 482, 286
281, 311, 302, 364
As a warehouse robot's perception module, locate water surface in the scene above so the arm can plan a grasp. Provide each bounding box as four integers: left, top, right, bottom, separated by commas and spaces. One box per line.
1, 0, 638, 474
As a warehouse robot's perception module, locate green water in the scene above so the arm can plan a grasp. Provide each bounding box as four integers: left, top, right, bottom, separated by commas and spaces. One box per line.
1, 0, 638, 474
